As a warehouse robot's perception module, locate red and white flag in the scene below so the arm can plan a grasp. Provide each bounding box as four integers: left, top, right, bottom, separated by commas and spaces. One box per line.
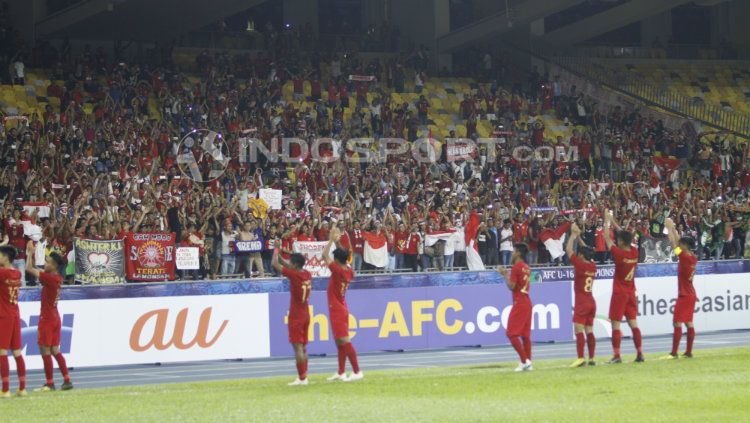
362, 231, 389, 268
464, 211, 485, 271
20, 201, 51, 218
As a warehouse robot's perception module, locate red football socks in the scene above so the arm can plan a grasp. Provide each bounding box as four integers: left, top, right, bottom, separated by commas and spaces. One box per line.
336, 344, 346, 375
523, 337, 532, 361
344, 343, 360, 374
575, 332, 585, 359
296, 360, 307, 380
686, 327, 695, 355
509, 336, 527, 362
42, 354, 54, 385
586, 333, 596, 359
14, 355, 26, 391
632, 328, 643, 354
611, 329, 622, 357
671, 327, 682, 356
54, 352, 70, 383
0, 355, 8, 392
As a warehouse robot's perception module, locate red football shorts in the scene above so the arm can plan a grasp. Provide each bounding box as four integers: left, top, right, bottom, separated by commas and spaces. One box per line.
573, 297, 597, 326
329, 308, 350, 340
288, 313, 310, 345
37, 317, 62, 347
673, 295, 697, 323
0, 315, 22, 350
609, 291, 638, 322
506, 301, 532, 338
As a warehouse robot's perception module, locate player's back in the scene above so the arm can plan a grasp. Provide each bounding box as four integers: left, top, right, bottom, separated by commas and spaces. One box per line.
283, 267, 313, 315
571, 255, 596, 298
39, 272, 64, 320
611, 245, 638, 292
677, 249, 697, 297
327, 262, 354, 309
0, 267, 22, 317
510, 261, 531, 304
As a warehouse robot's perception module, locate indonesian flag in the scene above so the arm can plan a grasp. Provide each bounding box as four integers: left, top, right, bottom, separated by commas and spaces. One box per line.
362, 231, 388, 268
425, 230, 456, 247
464, 211, 485, 271
539, 222, 571, 261
652, 156, 681, 180
20, 201, 51, 218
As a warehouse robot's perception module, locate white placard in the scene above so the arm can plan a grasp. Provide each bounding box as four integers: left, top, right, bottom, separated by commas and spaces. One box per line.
259, 188, 283, 210
176, 247, 200, 270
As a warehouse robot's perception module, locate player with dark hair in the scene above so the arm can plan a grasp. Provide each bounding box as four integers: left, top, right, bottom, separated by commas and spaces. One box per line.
272, 247, 313, 385
497, 243, 533, 372
323, 227, 362, 382
566, 222, 598, 367
0, 245, 26, 397
604, 210, 644, 364
661, 218, 698, 359
25, 243, 73, 391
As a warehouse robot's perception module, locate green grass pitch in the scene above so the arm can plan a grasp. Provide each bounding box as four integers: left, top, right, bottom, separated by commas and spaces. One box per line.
3, 347, 749, 422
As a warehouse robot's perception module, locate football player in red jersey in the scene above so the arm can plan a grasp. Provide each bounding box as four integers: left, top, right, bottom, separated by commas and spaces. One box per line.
25, 243, 73, 391
0, 245, 27, 398
661, 218, 698, 359
272, 246, 313, 386
566, 223, 598, 367
604, 210, 644, 364
497, 243, 533, 372
323, 227, 363, 382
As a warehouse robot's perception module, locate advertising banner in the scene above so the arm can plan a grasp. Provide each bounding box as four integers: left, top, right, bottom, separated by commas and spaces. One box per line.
17, 294, 270, 370
125, 233, 177, 281
74, 238, 126, 284
268, 281, 573, 356
293, 241, 331, 277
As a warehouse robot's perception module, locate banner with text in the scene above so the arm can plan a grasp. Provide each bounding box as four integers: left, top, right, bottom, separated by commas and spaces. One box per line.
74, 238, 125, 284
293, 241, 331, 277
125, 233, 177, 281
268, 281, 573, 356
233, 240, 265, 253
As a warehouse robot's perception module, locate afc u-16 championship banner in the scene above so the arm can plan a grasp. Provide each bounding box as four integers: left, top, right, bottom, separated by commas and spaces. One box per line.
293, 241, 331, 277
125, 233, 177, 281
74, 238, 125, 284
233, 240, 265, 253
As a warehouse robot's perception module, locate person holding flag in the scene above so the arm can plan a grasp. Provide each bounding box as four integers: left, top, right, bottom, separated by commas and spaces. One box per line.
464, 210, 485, 271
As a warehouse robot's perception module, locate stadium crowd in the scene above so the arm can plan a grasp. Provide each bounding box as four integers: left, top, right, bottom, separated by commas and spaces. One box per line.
1, 23, 750, 284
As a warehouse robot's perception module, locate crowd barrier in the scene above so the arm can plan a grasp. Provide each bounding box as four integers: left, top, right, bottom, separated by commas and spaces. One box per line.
16, 260, 750, 370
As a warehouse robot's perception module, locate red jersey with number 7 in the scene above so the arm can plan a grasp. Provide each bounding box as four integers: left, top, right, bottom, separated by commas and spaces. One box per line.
510, 261, 531, 305
676, 248, 697, 297
327, 262, 354, 312
0, 267, 22, 318
610, 245, 639, 293
282, 267, 312, 319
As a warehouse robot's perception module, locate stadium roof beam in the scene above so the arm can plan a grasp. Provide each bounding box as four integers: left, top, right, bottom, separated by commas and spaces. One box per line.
36, 0, 268, 41
541, 0, 693, 46
436, 0, 583, 54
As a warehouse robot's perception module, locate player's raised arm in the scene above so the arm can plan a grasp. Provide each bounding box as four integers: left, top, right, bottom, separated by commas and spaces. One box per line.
603, 210, 615, 251
25, 242, 40, 279
497, 266, 514, 290
323, 227, 340, 266
664, 217, 679, 250
566, 223, 580, 259
271, 240, 290, 273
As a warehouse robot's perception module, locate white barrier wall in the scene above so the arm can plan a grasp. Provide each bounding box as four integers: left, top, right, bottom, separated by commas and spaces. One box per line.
590, 274, 750, 338
18, 294, 270, 370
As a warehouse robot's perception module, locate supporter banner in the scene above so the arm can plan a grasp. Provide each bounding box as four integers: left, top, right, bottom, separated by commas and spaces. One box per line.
232, 240, 265, 253
591, 273, 750, 338
125, 233, 177, 281
20, 201, 51, 218
293, 241, 331, 277
447, 141, 476, 161
348, 75, 376, 82
74, 238, 125, 284
17, 294, 270, 370
268, 281, 573, 356
259, 188, 283, 210
641, 237, 674, 263
175, 247, 200, 270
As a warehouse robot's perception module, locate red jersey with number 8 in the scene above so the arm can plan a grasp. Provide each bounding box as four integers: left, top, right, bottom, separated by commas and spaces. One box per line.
570, 255, 596, 299
0, 267, 22, 317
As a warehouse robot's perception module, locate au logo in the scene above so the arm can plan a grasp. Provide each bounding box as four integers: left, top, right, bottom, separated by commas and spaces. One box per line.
129, 307, 229, 352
